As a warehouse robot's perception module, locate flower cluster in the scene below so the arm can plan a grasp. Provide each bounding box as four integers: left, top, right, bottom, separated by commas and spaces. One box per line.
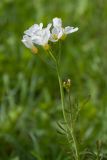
22, 17, 78, 53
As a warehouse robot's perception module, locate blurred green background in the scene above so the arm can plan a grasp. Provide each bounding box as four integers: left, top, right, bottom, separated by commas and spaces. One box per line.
0, 0, 107, 159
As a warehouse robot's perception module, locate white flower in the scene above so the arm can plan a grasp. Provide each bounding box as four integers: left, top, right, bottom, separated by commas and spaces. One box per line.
24, 23, 43, 37
50, 17, 78, 42
32, 23, 52, 46
50, 27, 63, 42
22, 35, 34, 49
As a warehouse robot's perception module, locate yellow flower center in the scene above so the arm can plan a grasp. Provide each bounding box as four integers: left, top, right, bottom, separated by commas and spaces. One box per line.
52, 34, 58, 40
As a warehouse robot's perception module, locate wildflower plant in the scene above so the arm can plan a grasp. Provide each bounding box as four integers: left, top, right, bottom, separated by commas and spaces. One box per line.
22, 17, 80, 159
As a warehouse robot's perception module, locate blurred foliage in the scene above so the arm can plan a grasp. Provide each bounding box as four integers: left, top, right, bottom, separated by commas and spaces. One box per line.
0, 0, 107, 159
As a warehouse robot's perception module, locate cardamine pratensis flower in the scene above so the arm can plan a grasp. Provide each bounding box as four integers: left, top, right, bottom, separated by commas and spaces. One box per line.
50, 17, 78, 42
22, 23, 52, 51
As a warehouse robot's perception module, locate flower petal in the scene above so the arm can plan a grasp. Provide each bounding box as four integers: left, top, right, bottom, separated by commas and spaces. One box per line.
39, 23, 43, 29
47, 23, 52, 29
32, 24, 51, 46
52, 27, 59, 34
22, 35, 33, 48
42, 29, 50, 45
64, 26, 79, 34
24, 23, 43, 36
57, 28, 63, 39
53, 17, 62, 28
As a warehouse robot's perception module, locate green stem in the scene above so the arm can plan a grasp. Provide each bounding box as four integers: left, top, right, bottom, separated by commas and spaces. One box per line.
48, 50, 80, 160
48, 50, 66, 124
70, 124, 80, 160
56, 63, 67, 125
68, 91, 80, 160
68, 91, 72, 122
56, 64, 80, 160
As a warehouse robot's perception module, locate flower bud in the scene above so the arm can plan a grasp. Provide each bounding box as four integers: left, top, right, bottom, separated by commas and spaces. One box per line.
63, 78, 71, 92
31, 46, 38, 54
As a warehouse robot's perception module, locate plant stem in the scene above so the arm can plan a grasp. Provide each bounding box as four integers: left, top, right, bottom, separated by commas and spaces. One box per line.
48, 50, 67, 124
48, 50, 80, 160
70, 123, 80, 160
56, 63, 80, 160
68, 91, 80, 160
56, 62, 67, 125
